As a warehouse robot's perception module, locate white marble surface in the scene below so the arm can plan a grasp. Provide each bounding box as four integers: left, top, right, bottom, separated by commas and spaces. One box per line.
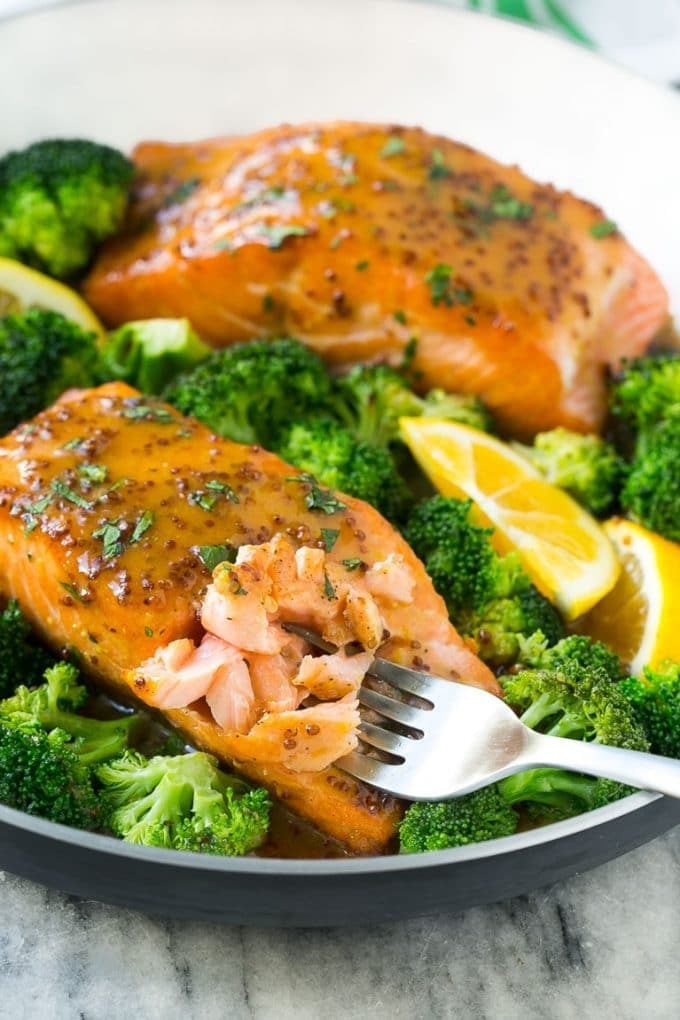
1, 826, 679, 1018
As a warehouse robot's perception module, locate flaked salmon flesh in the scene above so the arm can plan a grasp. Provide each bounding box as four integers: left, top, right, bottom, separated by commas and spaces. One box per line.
83, 121, 670, 439
0, 382, 497, 852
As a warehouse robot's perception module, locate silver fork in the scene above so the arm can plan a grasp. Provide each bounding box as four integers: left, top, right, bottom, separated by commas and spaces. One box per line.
285, 625, 680, 801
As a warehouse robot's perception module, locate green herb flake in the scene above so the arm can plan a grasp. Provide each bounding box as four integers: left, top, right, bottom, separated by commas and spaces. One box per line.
205, 479, 240, 503
78, 463, 108, 485
400, 336, 419, 372
465, 314, 477, 326
61, 437, 86, 451
323, 571, 337, 600
51, 478, 93, 510
355, 259, 370, 272
488, 186, 533, 221
424, 264, 474, 309
262, 294, 275, 313
286, 474, 347, 515
60, 581, 84, 602
342, 558, 364, 572
380, 137, 405, 158
393, 309, 407, 325
163, 176, 201, 207
320, 528, 340, 552
258, 224, 309, 250
589, 219, 618, 239
122, 403, 175, 424
92, 521, 124, 560
329, 235, 344, 251
144, 626, 154, 638
428, 148, 451, 181
131, 510, 154, 544
196, 544, 237, 572
190, 491, 217, 512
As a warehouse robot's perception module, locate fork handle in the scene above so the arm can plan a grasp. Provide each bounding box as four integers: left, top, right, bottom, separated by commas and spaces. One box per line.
524, 731, 680, 799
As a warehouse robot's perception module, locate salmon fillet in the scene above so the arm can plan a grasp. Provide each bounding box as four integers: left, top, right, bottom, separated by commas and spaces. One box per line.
83, 122, 669, 439
0, 382, 497, 853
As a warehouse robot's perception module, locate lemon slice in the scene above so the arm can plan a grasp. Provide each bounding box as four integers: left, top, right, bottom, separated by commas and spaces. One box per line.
0, 256, 105, 339
399, 417, 620, 620
578, 518, 680, 674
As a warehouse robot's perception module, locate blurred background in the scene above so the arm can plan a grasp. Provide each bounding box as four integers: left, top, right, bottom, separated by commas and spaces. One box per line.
1, 0, 679, 86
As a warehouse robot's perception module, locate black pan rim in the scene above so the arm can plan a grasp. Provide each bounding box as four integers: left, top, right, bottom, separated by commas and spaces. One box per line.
0, 789, 660, 874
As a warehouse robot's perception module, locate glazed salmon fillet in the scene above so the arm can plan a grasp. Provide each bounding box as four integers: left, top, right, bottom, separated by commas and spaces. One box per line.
83, 122, 669, 438
0, 382, 497, 853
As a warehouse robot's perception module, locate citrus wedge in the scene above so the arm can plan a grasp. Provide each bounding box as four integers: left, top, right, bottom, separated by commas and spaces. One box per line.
0, 256, 105, 339
399, 417, 620, 620
578, 518, 680, 674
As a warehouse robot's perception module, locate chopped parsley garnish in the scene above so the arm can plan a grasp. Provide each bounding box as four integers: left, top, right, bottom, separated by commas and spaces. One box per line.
122, 403, 175, 424
205, 479, 239, 503
320, 528, 340, 552
590, 219, 618, 239
323, 571, 337, 600
393, 309, 408, 325
424, 264, 474, 308
342, 558, 364, 572
78, 464, 108, 485
258, 224, 309, 250
236, 187, 287, 211
380, 137, 405, 158
488, 186, 533, 221
51, 478, 93, 510
59, 581, 84, 602
195, 544, 237, 572
163, 176, 201, 207
190, 491, 218, 512
400, 336, 419, 372
286, 474, 347, 515
428, 148, 451, 181
92, 521, 124, 560
144, 627, 154, 638
131, 510, 154, 544
61, 436, 86, 451
355, 259, 370, 271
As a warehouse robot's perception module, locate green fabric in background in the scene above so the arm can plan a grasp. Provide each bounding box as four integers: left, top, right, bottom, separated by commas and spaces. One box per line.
465, 0, 592, 45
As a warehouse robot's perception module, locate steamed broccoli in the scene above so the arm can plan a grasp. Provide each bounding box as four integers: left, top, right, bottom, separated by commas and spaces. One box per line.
0, 138, 133, 278
164, 337, 332, 447
611, 354, 680, 435
0, 721, 100, 829
96, 750, 271, 856
0, 599, 54, 699
620, 660, 680, 759
0, 309, 101, 434
101, 318, 211, 394
1, 662, 138, 765
400, 645, 648, 853
620, 415, 680, 542
513, 427, 622, 516
519, 633, 626, 684
404, 496, 563, 664
334, 364, 492, 448
275, 416, 411, 522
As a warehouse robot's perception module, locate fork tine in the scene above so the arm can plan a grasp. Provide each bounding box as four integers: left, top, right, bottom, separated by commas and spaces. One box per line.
336, 751, 396, 786
358, 721, 411, 757
367, 657, 447, 699
282, 622, 336, 653
358, 686, 426, 728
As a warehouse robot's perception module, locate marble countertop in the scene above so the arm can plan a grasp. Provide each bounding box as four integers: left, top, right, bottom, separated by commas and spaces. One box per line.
1, 827, 679, 1018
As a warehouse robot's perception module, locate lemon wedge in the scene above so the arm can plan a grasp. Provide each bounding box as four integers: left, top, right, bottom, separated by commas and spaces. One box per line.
578, 518, 680, 674
399, 417, 620, 620
0, 256, 105, 339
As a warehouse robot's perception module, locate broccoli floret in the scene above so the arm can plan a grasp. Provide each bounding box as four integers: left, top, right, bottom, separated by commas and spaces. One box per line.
611, 354, 680, 435
101, 318, 211, 394
96, 750, 271, 856
164, 337, 332, 447
275, 415, 411, 522
620, 660, 680, 758
404, 496, 564, 664
513, 428, 622, 516
1, 662, 138, 765
0, 599, 54, 698
620, 416, 680, 542
400, 650, 647, 853
399, 785, 519, 852
334, 364, 492, 448
0, 309, 101, 434
0, 721, 100, 829
0, 138, 133, 278
519, 633, 626, 683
